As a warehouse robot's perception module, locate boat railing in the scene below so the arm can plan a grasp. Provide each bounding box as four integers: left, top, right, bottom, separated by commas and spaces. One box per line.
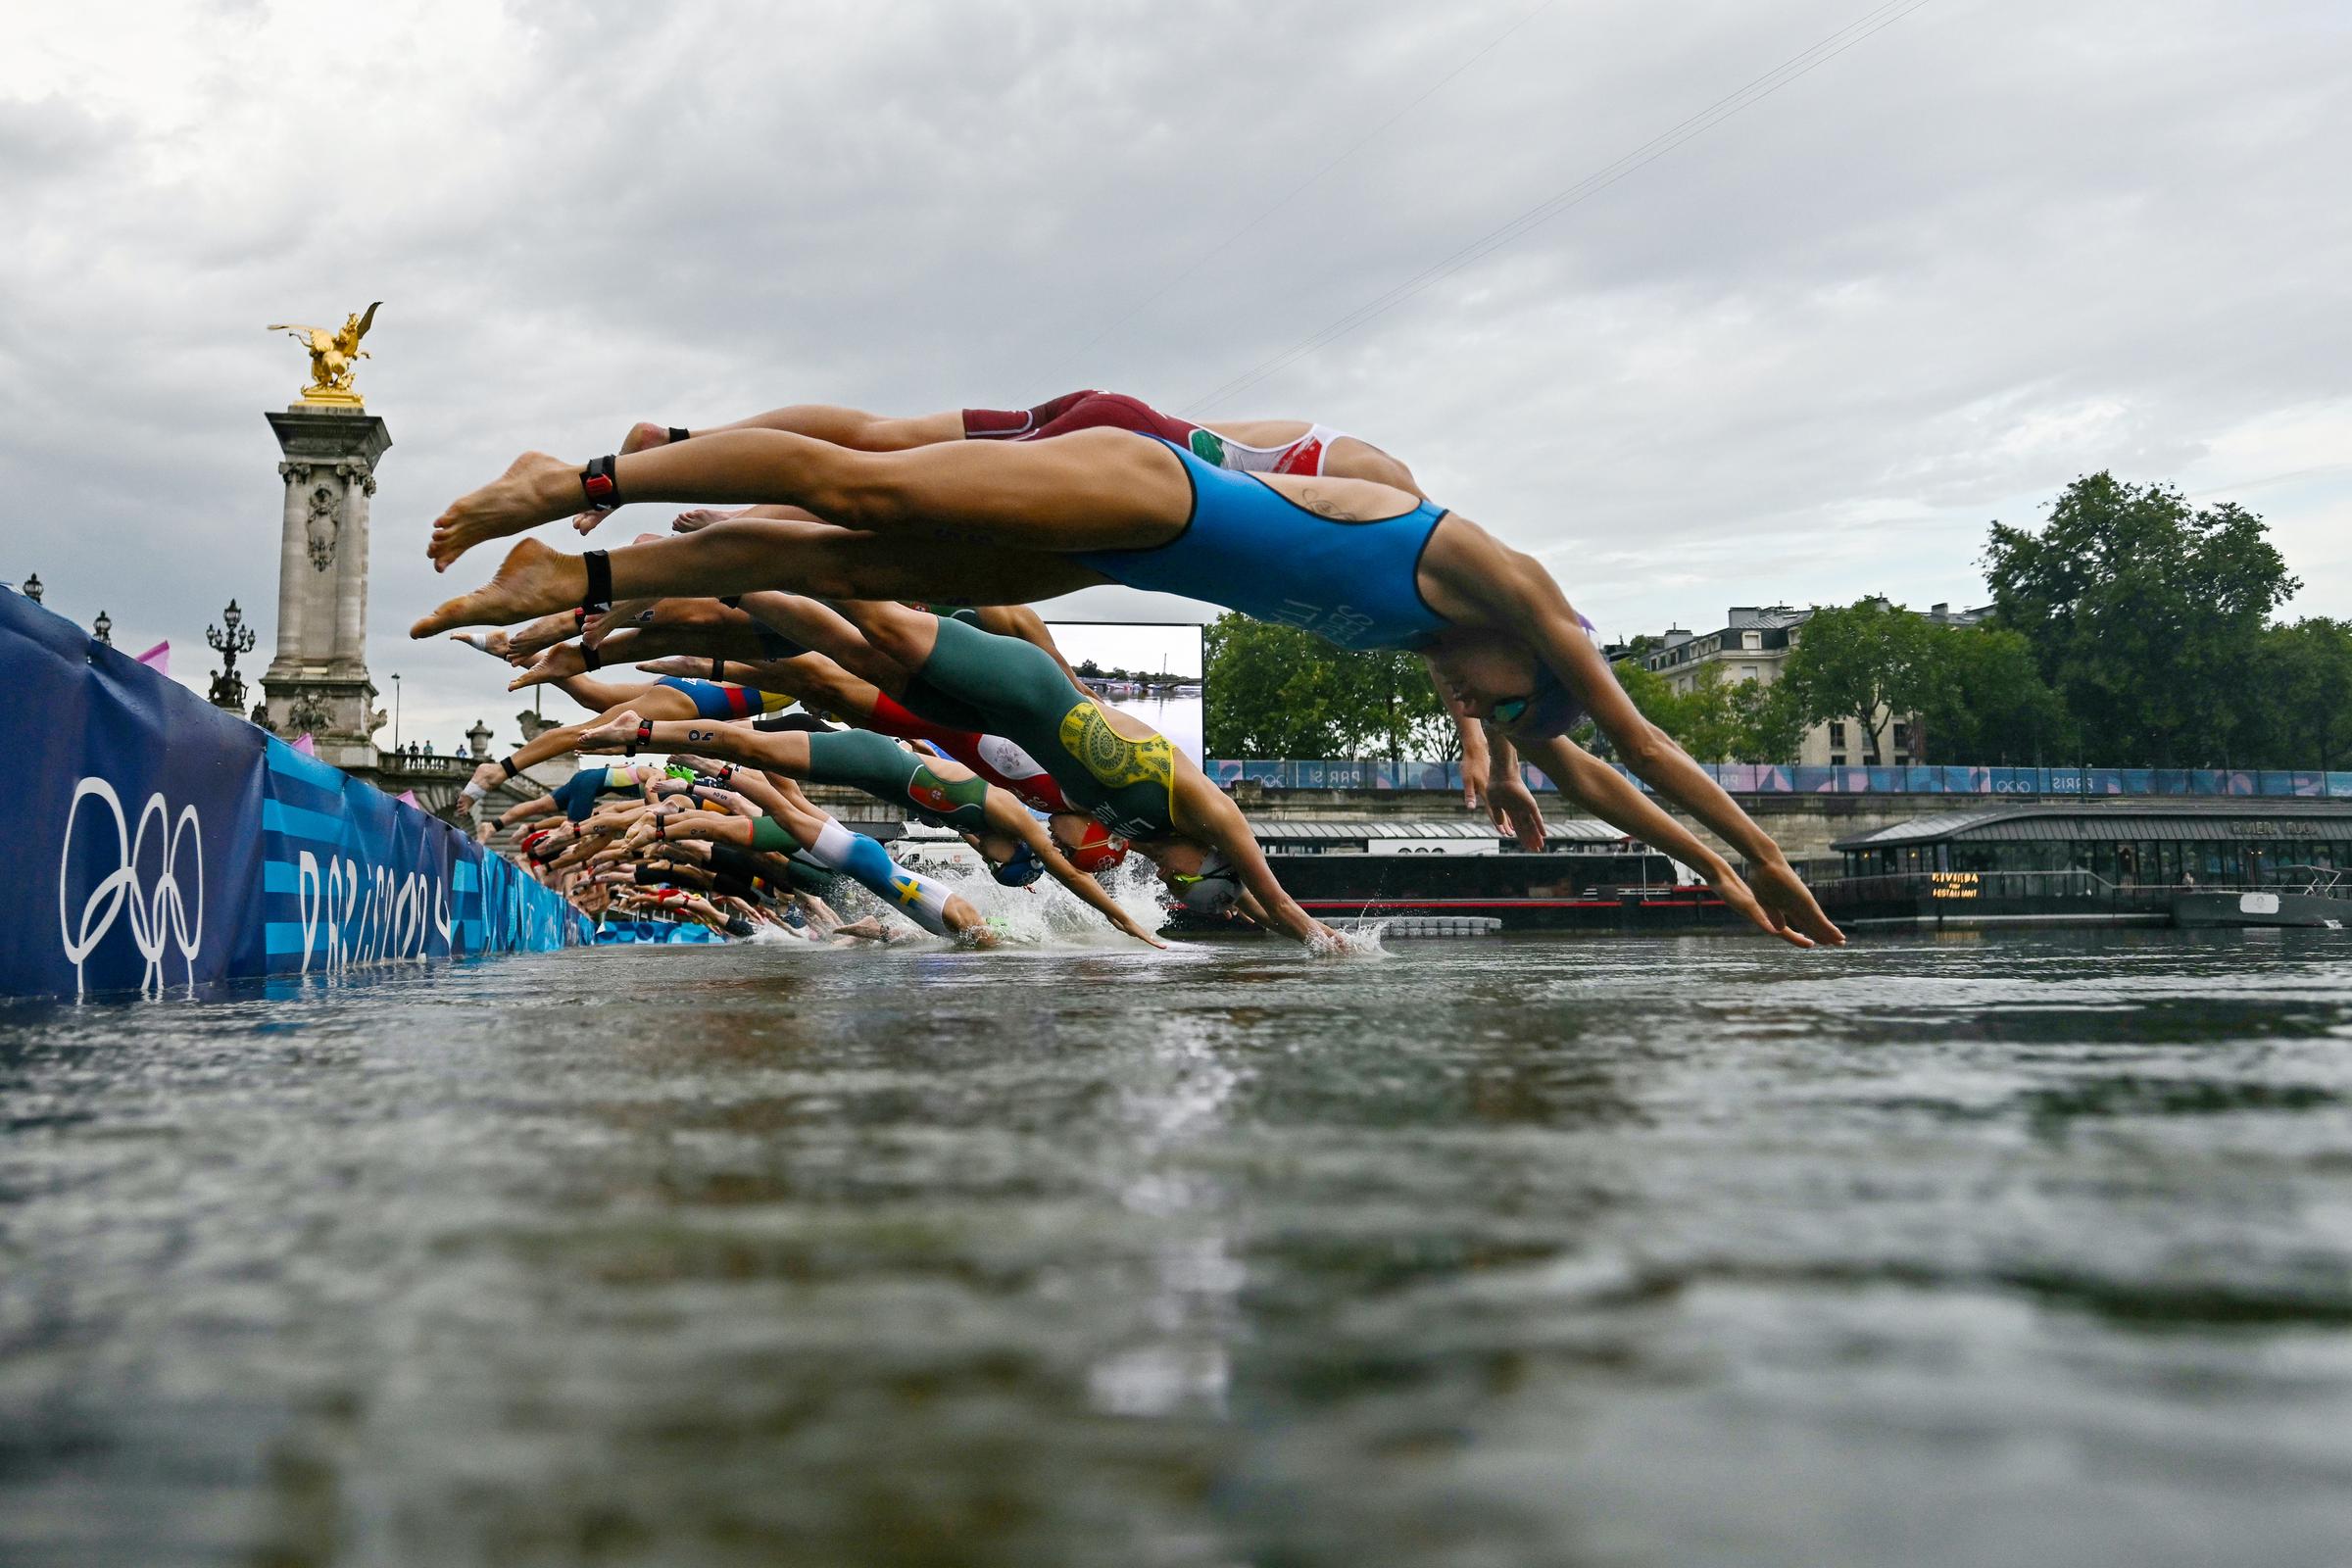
1816, 866, 2352, 904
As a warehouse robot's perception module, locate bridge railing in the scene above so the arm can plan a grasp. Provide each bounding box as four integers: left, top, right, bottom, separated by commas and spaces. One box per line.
1207, 760, 2352, 799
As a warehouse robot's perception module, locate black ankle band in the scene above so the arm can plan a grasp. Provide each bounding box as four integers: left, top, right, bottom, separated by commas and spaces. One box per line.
667, 426, 691, 445
710, 658, 724, 682
578, 641, 600, 670
582, 550, 612, 613
580, 455, 619, 509
718, 596, 742, 611
500, 756, 519, 780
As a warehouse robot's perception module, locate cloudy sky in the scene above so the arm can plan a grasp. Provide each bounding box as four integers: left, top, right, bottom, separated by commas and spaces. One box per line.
3, 0, 2346, 751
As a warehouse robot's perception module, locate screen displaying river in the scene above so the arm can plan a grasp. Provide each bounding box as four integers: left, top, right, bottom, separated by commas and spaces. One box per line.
6, 929, 2351, 1566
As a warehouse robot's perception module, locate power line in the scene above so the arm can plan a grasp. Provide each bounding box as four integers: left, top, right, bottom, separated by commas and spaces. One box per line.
1031, 0, 1558, 393
1181, 0, 1938, 416
2189, 462, 2352, 502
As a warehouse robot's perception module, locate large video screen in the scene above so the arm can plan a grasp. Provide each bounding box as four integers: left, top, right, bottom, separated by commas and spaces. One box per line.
1045, 622, 1204, 761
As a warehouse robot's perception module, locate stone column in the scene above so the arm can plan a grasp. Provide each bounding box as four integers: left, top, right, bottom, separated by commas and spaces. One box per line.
259, 406, 392, 771
271, 460, 310, 663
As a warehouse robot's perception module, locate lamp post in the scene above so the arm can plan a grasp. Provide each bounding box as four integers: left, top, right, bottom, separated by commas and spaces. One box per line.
92, 610, 112, 646
466, 718, 492, 760
391, 672, 402, 753
22, 573, 41, 605
206, 599, 256, 713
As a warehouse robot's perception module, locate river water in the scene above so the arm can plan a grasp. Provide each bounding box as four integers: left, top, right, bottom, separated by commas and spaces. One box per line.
5, 929, 2351, 1567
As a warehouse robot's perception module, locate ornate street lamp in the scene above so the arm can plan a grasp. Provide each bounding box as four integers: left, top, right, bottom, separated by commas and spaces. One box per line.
466, 718, 493, 760
207, 599, 256, 713
22, 573, 41, 605
92, 610, 112, 646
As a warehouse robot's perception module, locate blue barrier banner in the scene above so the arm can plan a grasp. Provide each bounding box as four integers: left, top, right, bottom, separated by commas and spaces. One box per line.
1205, 756, 2352, 800
3, 589, 588, 999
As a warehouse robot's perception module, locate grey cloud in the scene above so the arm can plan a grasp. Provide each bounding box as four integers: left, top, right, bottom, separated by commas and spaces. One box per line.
3, 0, 2348, 743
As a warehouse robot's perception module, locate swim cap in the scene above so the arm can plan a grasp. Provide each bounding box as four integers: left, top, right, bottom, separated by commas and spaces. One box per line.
1063, 819, 1129, 874
993, 843, 1048, 887
1174, 849, 1242, 914
1494, 666, 1585, 738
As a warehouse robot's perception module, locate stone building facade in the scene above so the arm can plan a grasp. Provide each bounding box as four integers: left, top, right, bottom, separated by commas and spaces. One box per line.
1626, 601, 1989, 766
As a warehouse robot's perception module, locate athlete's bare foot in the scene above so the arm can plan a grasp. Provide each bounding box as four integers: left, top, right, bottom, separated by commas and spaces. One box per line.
570, 423, 672, 534
428, 452, 581, 571
631, 656, 710, 680
582, 597, 661, 649
509, 644, 590, 690
507, 610, 589, 660
448, 630, 513, 660
574, 710, 644, 754
672, 506, 750, 534
411, 538, 587, 637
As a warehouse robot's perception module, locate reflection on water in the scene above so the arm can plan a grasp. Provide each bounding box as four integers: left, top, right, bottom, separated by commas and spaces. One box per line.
5, 930, 2352, 1566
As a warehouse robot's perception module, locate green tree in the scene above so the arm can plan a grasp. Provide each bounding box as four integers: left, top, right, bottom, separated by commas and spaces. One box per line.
1983, 474, 2297, 765
2241, 618, 2352, 770
1202, 613, 1454, 760
1780, 599, 1937, 760
1729, 675, 1806, 763
1911, 625, 2075, 765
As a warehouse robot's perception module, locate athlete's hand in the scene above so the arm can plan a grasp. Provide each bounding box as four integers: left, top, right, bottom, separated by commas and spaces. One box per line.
1742, 858, 1845, 949
1483, 771, 1547, 852
1115, 910, 1171, 950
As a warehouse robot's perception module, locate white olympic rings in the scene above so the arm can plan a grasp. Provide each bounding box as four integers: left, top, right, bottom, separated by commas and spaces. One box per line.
58, 777, 206, 998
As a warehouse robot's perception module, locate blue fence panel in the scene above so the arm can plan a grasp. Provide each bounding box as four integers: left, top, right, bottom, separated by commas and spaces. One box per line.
1203, 753, 2352, 801
3, 589, 587, 999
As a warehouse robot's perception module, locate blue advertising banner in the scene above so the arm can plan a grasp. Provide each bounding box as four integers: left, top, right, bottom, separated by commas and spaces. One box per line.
1204, 757, 2352, 800
3, 589, 588, 1000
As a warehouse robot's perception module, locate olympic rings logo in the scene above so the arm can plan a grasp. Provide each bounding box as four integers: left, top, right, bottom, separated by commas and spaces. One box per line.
58, 777, 205, 998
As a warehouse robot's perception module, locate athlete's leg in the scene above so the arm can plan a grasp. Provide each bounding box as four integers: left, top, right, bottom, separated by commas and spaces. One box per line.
425, 425, 1186, 570
548, 671, 659, 713
466, 684, 700, 796
413, 525, 1102, 636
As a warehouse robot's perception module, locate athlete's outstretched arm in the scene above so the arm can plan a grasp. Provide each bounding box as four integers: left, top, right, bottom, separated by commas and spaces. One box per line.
984, 797, 1166, 949
1513, 733, 1823, 949
1476, 724, 1548, 850
1171, 773, 1338, 949
1501, 585, 1842, 948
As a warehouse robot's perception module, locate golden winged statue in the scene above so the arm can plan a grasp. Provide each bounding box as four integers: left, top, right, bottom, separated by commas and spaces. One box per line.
268, 302, 381, 405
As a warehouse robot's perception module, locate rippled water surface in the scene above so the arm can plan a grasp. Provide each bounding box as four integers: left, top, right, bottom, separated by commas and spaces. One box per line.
5, 930, 2352, 1567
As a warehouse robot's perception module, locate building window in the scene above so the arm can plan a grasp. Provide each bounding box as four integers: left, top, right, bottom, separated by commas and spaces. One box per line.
1892, 722, 1911, 750
1830, 754, 1846, 766
1740, 664, 1758, 680
1829, 721, 1847, 748
1741, 631, 1761, 650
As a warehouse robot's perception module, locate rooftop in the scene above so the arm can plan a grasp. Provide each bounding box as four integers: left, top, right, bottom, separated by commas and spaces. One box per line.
1832, 800, 2352, 851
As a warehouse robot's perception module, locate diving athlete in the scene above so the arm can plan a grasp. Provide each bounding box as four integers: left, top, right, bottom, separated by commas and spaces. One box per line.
573, 713, 1164, 949
416, 424, 1840, 948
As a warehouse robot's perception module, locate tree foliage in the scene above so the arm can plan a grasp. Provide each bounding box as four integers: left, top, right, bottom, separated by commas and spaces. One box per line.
1779, 600, 1936, 760
1202, 614, 1456, 760
1984, 473, 2298, 766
